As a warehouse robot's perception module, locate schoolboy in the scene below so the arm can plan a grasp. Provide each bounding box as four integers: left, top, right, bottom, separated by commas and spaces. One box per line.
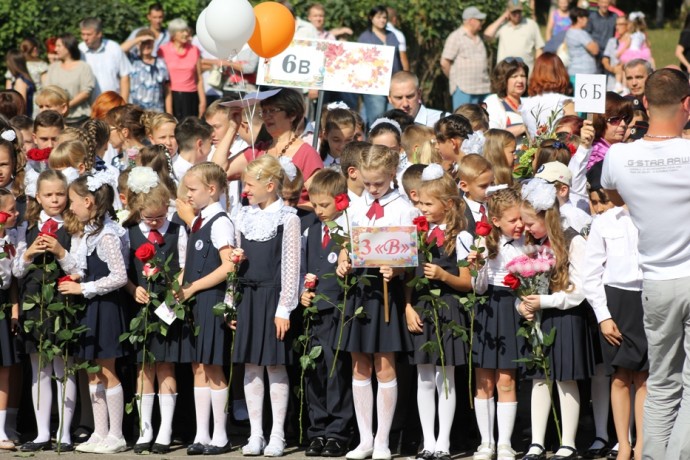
535, 161, 592, 233
401, 163, 425, 209
32, 110, 65, 150
172, 117, 213, 180
458, 154, 494, 235
340, 141, 370, 206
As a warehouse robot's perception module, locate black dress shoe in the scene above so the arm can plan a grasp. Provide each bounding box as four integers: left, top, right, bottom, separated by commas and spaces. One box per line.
54, 443, 74, 452
322, 439, 347, 457
133, 441, 152, 454
415, 450, 435, 460
522, 443, 547, 460
552, 446, 578, 460
152, 443, 171, 454
21, 441, 52, 452
187, 442, 206, 455
583, 437, 609, 459
203, 441, 233, 455
306, 437, 326, 456
434, 451, 451, 460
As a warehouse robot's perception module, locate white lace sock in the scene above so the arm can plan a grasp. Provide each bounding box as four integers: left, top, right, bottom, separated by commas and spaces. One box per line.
527, 380, 551, 455
373, 378, 397, 452
89, 384, 109, 439
351, 378, 374, 451
555, 380, 580, 454
435, 366, 456, 452
0, 410, 7, 440
267, 366, 288, 441
53, 357, 76, 445
496, 402, 517, 446
135, 393, 155, 444
591, 364, 610, 445
417, 365, 437, 453
244, 364, 265, 440
30, 354, 52, 443
5, 408, 17, 439
474, 397, 495, 446
193, 386, 212, 445
155, 393, 176, 445
210, 388, 229, 447
105, 384, 124, 439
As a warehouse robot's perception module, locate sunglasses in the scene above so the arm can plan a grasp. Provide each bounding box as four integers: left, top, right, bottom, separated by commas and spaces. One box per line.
606, 116, 632, 126
504, 56, 524, 64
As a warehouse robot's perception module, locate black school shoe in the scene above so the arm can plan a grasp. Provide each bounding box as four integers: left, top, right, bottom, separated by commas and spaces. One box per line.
322, 439, 347, 457
415, 450, 435, 460
151, 442, 171, 454
203, 441, 233, 455
552, 446, 578, 460
20, 441, 52, 452
582, 437, 610, 459
133, 441, 152, 454
187, 442, 206, 455
306, 437, 326, 456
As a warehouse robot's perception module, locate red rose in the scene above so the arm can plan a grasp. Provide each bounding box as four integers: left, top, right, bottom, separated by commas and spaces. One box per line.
334, 193, 350, 212
475, 222, 492, 237
142, 262, 160, 278
39, 231, 58, 239
0, 212, 11, 225
567, 143, 577, 155
27, 147, 52, 161
503, 273, 521, 290
57, 275, 73, 286
413, 216, 429, 233
304, 273, 318, 290
135, 242, 156, 263
230, 248, 245, 265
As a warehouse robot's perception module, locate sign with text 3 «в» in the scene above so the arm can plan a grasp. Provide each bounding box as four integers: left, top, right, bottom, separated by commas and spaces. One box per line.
351, 226, 419, 268
574, 74, 607, 114
256, 38, 396, 96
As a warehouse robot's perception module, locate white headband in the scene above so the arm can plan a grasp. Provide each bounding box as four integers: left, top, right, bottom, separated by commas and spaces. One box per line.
369, 117, 402, 135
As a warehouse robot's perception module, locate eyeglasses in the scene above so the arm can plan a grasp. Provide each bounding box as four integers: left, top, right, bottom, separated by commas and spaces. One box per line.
504, 56, 524, 64
258, 108, 284, 118
141, 213, 167, 223
606, 116, 632, 126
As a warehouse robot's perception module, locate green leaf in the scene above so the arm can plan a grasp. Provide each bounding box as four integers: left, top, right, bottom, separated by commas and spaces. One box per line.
354, 306, 364, 317
56, 329, 73, 341
129, 317, 142, 330
119, 332, 131, 343
309, 345, 322, 360
194, 325, 201, 337
47, 302, 64, 312
42, 284, 54, 303
299, 354, 313, 371
429, 289, 441, 297
23, 302, 35, 311
125, 401, 133, 414
543, 327, 557, 347
212, 303, 226, 317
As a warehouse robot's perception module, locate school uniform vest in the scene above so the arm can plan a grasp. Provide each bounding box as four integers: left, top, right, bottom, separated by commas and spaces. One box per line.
305, 220, 342, 312
128, 223, 181, 293
464, 204, 477, 238
415, 240, 459, 297
183, 213, 227, 298
21, 224, 71, 297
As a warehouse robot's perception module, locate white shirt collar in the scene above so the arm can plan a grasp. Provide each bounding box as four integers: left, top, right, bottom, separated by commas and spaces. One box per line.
39, 210, 64, 226
199, 201, 225, 220
363, 188, 401, 207
138, 219, 170, 236
463, 196, 483, 214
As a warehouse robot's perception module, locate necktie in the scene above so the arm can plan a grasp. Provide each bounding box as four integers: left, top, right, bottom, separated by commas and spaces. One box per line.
41, 218, 58, 234
366, 199, 384, 220
148, 229, 164, 245
427, 227, 445, 246
322, 226, 330, 249
479, 204, 488, 223
191, 216, 203, 233
3, 242, 15, 258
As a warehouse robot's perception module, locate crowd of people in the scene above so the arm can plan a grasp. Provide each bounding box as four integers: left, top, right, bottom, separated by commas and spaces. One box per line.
0, 1, 686, 460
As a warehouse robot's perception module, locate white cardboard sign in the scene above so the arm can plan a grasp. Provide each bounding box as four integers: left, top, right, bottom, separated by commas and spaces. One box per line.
574, 74, 607, 114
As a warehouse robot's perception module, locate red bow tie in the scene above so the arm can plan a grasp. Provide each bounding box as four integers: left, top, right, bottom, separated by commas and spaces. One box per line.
427, 227, 445, 246
366, 199, 384, 220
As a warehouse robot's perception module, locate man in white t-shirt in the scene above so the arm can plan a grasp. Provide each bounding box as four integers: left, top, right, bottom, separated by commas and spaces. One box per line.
601, 68, 690, 460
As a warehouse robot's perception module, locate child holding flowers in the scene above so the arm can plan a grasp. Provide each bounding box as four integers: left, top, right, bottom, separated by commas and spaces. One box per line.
122, 166, 189, 454
232, 155, 301, 457
470, 186, 527, 460
56, 172, 130, 454
13, 170, 77, 452
518, 178, 595, 460
404, 164, 473, 460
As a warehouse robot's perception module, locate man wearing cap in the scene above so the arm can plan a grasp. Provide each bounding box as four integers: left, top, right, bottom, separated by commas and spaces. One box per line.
440, 6, 491, 110
535, 161, 591, 233
484, 0, 544, 72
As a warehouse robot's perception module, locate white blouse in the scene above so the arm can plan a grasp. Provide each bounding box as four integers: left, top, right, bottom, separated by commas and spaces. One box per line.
475, 235, 527, 294
13, 211, 65, 278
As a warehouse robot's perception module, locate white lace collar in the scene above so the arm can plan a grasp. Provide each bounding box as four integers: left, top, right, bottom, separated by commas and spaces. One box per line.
238, 198, 297, 242
75, 217, 126, 270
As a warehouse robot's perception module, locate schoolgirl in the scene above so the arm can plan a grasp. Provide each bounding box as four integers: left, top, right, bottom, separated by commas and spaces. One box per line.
319, 107, 357, 169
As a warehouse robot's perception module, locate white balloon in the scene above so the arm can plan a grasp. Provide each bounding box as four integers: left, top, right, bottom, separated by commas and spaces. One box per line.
195, 9, 221, 57
205, 0, 255, 57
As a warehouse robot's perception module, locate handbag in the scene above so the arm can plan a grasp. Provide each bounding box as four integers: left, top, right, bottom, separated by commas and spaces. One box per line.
208, 65, 226, 90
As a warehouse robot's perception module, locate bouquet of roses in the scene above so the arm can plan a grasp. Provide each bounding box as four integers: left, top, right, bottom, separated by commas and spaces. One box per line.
27, 147, 52, 172
503, 245, 556, 297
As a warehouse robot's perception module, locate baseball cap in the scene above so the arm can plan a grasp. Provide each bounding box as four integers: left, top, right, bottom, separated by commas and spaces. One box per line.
507, 0, 524, 12
535, 161, 572, 187
463, 6, 487, 21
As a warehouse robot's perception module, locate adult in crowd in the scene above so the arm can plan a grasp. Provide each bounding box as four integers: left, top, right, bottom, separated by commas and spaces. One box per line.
306, 3, 352, 41
358, 5, 403, 124
585, 0, 617, 72
586, 92, 633, 171
124, 2, 169, 57
519, 52, 575, 139
0, 90, 25, 119
388, 71, 445, 128
564, 7, 599, 83
602, 15, 628, 92
483, 57, 528, 138
675, 15, 690, 73
601, 67, 690, 460
45, 33, 96, 124
4, 50, 35, 117
79, 17, 132, 102
158, 18, 205, 120
623, 58, 653, 98
440, 7, 491, 110
386, 7, 409, 72
127, 29, 170, 113
7, 37, 49, 116
484, 0, 544, 72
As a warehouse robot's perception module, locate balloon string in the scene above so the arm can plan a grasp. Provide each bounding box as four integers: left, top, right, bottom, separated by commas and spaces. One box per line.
226, 50, 258, 158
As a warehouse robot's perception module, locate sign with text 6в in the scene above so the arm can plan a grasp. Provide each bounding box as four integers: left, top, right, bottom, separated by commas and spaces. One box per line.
351, 226, 419, 268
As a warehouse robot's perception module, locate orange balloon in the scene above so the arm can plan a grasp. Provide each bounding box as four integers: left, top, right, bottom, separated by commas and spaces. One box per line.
248, 2, 296, 59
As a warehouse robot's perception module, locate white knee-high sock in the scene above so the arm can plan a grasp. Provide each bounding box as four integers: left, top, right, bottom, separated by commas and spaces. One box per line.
135, 393, 155, 443
474, 397, 495, 446
210, 388, 229, 447
244, 364, 265, 440
435, 366, 456, 452
496, 402, 517, 446
374, 379, 397, 451
0, 410, 8, 441
556, 380, 580, 450
30, 354, 53, 443
53, 357, 76, 444
591, 364, 610, 442
89, 383, 109, 439
527, 379, 551, 454
193, 386, 212, 444
417, 365, 437, 453
352, 378, 374, 450
267, 366, 288, 441
155, 393, 176, 445
105, 384, 124, 439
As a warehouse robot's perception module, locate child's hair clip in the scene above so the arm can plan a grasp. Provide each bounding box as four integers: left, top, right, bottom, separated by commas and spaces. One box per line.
486, 184, 509, 197
327, 101, 350, 111
128, 166, 160, 194
421, 163, 444, 181
279, 156, 297, 181
521, 178, 557, 212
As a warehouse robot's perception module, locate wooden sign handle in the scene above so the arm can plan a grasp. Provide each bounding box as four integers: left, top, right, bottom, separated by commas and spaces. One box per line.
383, 276, 390, 323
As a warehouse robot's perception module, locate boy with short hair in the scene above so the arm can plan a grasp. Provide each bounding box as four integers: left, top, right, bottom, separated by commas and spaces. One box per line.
32, 110, 65, 150
459, 154, 494, 235
535, 161, 592, 233
340, 141, 369, 205
301, 168, 353, 458
172, 117, 213, 180
401, 163, 425, 209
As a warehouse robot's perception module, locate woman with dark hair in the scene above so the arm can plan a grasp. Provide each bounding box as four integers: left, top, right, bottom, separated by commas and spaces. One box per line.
105, 104, 147, 169
17, 37, 48, 114
4, 50, 35, 117
0, 90, 26, 120
564, 7, 599, 82
484, 57, 529, 138
519, 52, 575, 139
45, 33, 95, 123
675, 14, 690, 73
357, 5, 403, 124
586, 92, 633, 171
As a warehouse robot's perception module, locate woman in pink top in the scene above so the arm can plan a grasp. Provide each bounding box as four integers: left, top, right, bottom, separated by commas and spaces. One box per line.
158, 18, 206, 120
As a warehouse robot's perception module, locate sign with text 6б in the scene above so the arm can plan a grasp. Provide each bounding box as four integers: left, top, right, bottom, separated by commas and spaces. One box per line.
351, 226, 419, 268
